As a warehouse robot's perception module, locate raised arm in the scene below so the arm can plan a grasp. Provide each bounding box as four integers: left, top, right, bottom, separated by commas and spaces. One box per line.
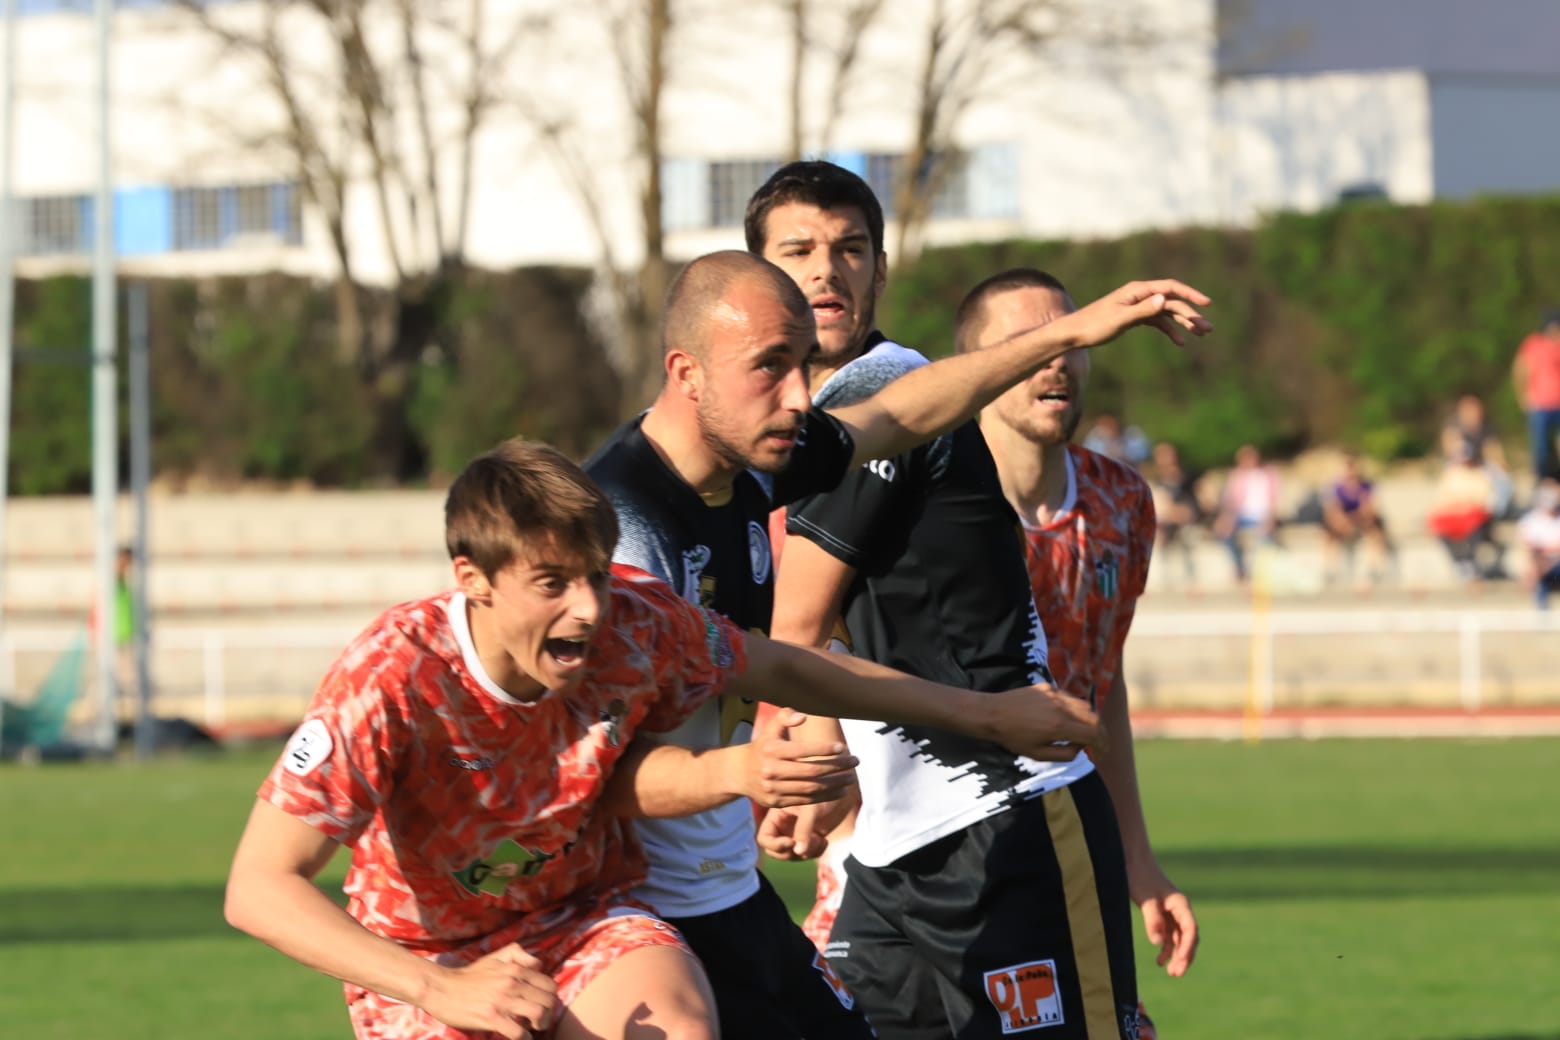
225, 801, 557, 1039
828, 280, 1211, 466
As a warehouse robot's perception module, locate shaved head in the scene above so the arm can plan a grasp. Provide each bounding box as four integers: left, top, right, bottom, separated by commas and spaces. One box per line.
662, 250, 812, 362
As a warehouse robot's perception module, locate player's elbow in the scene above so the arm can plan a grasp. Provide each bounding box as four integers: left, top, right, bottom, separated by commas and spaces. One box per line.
223, 862, 282, 942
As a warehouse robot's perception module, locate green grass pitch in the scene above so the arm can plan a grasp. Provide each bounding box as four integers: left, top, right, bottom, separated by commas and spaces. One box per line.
2, 737, 1556, 1039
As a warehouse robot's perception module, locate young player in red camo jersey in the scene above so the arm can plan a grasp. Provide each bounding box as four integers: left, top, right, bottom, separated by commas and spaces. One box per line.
225, 437, 1102, 1040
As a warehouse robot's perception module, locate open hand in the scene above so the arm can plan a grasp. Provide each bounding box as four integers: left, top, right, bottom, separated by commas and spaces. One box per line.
1062, 279, 1213, 349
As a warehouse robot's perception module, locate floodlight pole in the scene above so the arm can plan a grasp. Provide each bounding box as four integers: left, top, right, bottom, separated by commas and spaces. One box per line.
0, 0, 18, 651
91, 0, 119, 754
129, 283, 152, 759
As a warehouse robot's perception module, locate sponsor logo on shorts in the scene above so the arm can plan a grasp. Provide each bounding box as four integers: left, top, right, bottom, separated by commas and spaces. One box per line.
447, 754, 494, 771
983, 959, 1064, 1034
283, 718, 332, 776
812, 950, 855, 1010
824, 939, 850, 961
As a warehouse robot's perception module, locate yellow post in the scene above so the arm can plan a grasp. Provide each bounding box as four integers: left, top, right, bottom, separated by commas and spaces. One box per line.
1244, 546, 1274, 744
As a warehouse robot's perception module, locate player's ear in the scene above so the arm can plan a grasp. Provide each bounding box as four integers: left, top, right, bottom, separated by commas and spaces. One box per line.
453, 557, 493, 603
873, 251, 888, 300
666, 348, 703, 401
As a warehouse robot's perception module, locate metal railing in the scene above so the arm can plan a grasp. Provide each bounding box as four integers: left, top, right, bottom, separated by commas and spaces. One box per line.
4, 608, 1558, 728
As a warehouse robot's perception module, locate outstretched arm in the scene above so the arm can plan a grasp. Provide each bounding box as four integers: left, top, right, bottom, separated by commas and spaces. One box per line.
731, 628, 1097, 759
226, 801, 558, 1038
1090, 670, 1199, 977
828, 280, 1212, 467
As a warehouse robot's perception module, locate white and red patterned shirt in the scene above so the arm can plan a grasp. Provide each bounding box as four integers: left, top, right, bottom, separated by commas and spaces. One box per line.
260, 570, 746, 955
1021, 446, 1155, 708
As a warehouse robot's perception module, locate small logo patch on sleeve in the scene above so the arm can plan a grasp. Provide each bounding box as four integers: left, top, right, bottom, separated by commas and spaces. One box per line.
283, 718, 333, 776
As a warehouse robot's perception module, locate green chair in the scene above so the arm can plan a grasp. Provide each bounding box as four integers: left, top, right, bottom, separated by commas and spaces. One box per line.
1, 633, 88, 756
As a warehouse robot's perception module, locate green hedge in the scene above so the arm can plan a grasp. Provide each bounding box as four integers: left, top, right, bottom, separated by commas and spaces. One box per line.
884, 195, 1559, 472
8, 194, 1557, 493
7, 268, 622, 495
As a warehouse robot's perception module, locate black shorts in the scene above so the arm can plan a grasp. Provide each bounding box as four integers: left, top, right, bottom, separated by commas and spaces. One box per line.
827, 772, 1139, 1039
667, 871, 877, 1040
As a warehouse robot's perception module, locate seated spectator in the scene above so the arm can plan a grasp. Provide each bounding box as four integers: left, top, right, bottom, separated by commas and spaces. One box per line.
1083, 413, 1151, 468
1212, 444, 1281, 585
1426, 442, 1504, 582
1442, 394, 1515, 517
1516, 480, 1560, 609
1148, 441, 1203, 587
1320, 451, 1394, 589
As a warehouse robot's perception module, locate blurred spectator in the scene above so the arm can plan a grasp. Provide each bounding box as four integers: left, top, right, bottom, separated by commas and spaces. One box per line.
1516, 480, 1560, 609
1320, 452, 1394, 589
1512, 310, 1560, 480
1212, 444, 1281, 584
1441, 394, 1515, 517
1083, 414, 1151, 468
1148, 441, 1202, 587
1441, 394, 1506, 469
1426, 441, 1504, 583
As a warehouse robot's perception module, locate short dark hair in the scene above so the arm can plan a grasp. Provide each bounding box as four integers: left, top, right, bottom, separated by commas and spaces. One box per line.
744, 160, 886, 258
445, 439, 619, 579
954, 268, 1072, 354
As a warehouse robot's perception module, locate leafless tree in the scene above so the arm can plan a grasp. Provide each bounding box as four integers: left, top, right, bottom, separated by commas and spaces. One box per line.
163, 0, 532, 475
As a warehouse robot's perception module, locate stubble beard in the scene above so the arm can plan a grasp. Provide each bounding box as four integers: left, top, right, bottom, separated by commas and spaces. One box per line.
697, 400, 788, 476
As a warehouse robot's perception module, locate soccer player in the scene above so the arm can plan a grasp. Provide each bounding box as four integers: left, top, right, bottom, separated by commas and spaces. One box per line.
587, 237, 1209, 1038
225, 438, 1117, 1040
957, 268, 1202, 1035
761, 163, 1209, 1040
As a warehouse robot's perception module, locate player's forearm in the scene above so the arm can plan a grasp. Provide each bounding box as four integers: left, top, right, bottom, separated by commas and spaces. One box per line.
1091, 676, 1156, 871
226, 865, 443, 1010
845, 321, 1083, 459
599, 739, 744, 818
747, 638, 994, 737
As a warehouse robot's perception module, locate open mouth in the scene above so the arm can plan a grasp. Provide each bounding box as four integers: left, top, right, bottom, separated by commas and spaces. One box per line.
1038, 389, 1071, 407
811, 296, 847, 323
544, 637, 588, 666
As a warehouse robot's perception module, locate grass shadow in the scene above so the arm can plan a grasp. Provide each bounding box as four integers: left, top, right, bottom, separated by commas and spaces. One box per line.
1159, 844, 1560, 902
0, 883, 347, 944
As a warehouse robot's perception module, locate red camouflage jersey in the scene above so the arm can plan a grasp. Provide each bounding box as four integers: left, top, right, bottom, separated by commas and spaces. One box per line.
260, 569, 747, 957
1021, 445, 1154, 708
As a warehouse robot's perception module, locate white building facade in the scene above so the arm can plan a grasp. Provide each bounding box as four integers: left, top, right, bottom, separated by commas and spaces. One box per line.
4, 0, 1558, 284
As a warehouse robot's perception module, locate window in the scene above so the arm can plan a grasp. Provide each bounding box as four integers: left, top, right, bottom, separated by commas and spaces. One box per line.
707, 159, 781, 228
19, 195, 91, 256
864, 151, 973, 220
172, 181, 301, 250
664, 146, 1018, 231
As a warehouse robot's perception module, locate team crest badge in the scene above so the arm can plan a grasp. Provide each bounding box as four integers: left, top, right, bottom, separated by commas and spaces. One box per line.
747, 521, 772, 584
681, 545, 712, 603
599, 698, 627, 747
1094, 549, 1119, 598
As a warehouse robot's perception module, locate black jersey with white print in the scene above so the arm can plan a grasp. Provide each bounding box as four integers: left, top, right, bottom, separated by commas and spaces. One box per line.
785, 338, 1094, 869
584, 405, 854, 915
